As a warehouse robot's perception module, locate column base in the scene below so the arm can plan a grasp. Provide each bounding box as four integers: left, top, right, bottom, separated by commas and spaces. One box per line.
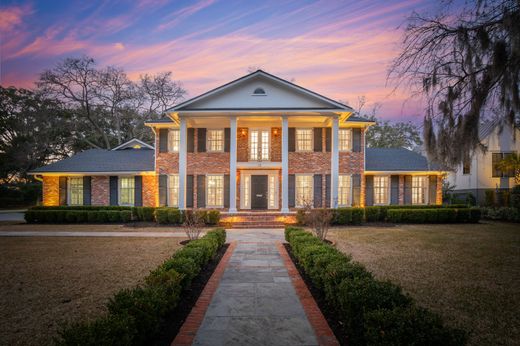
228, 208, 238, 214
280, 208, 290, 213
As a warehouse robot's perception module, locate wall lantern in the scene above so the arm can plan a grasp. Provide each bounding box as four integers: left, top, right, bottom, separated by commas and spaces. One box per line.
240, 128, 247, 137
273, 128, 279, 137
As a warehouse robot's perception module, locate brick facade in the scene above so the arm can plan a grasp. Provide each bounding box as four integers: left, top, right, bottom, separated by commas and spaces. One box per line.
42, 176, 59, 206
91, 176, 109, 206
143, 175, 158, 207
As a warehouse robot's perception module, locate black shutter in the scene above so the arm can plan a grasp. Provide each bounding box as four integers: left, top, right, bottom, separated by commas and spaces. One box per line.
313, 128, 323, 152
224, 174, 230, 207
313, 174, 322, 207
59, 177, 67, 206
288, 128, 296, 152
109, 176, 118, 206
288, 174, 295, 207
325, 174, 331, 207
390, 175, 399, 205
186, 175, 194, 207
325, 128, 331, 152
83, 176, 91, 205
352, 128, 361, 152
429, 175, 437, 205
158, 175, 167, 206
197, 175, 206, 208
134, 176, 143, 207
197, 128, 206, 152
352, 174, 361, 206
224, 128, 231, 152
159, 129, 168, 153
365, 175, 374, 206
404, 175, 412, 204
187, 128, 195, 153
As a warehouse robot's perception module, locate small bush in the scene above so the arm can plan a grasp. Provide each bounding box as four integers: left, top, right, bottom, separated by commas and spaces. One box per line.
333, 208, 352, 225
481, 207, 520, 222
205, 210, 220, 225
387, 208, 479, 224
133, 207, 155, 222
485, 190, 495, 206
511, 185, 520, 209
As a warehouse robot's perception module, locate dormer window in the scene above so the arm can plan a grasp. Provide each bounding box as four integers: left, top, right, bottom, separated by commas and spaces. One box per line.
252, 87, 266, 96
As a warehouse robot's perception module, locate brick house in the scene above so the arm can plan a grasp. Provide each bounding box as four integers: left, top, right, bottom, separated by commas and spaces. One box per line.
30, 70, 443, 213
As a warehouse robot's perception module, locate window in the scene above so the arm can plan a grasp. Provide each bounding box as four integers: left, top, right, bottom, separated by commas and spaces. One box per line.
250, 129, 269, 161
492, 152, 514, 177
295, 175, 313, 207
269, 175, 276, 208
206, 175, 224, 207
252, 87, 266, 95
119, 177, 135, 206
296, 129, 313, 152
374, 176, 389, 205
168, 175, 179, 207
339, 129, 352, 151
207, 129, 224, 152
412, 176, 428, 205
168, 129, 180, 152
338, 175, 351, 206
462, 157, 471, 175
68, 177, 83, 205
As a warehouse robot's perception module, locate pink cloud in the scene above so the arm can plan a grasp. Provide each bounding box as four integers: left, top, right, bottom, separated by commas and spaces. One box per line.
0, 4, 32, 33
157, 0, 216, 31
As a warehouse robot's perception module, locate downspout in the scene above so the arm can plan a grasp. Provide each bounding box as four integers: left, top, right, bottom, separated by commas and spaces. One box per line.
33, 175, 43, 182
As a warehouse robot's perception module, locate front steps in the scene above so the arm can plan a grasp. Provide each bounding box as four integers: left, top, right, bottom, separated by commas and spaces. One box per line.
219, 212, 297, 229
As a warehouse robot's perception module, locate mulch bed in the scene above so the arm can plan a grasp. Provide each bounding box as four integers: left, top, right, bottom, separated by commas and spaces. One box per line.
152, 243, 230, 346
284, 243, 348, 346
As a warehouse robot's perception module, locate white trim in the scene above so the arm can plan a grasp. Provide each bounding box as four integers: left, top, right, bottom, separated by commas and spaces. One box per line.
281, 115, 289, 213
237, 161, 282, 169
178, 118, 187, 209
206, 174, 225, 208
229, 117, 237, 213
112, 138, 154, 151
67, 177, 84, 206
239, 170, 279, 210
331, 116, 339, 208
248, 127, 270, 161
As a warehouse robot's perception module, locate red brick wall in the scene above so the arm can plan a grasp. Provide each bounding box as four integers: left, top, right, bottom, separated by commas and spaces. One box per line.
436, 175, 443, 205
142, 175, 157, 207
237, 128, 249, 162
91, 176, 109, 206
271, 127, 282, 162
339, 128, 365, 175
188, 153, 230, 174
289, 153, 331, 174
42, 176, 59, 206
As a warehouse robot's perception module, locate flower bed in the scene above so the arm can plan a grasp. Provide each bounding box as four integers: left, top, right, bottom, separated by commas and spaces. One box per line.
284, 226, 466, 345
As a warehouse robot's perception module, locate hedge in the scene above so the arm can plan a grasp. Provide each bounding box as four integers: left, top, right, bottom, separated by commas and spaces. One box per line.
386, 208, 481, 223
155, 208, 221, 226
30, 206, 133, 211
284, 227, 466, 345
364, 204, 469, 222
25, 210, 132, 224
56, 228, 226, 346
481, 207, 520, 222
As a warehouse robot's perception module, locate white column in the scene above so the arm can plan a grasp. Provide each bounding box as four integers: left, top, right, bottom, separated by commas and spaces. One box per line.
281, 115, 289, 213
178, 117, 187, 209
331, 116, 339, 208
229, 116, 238, 213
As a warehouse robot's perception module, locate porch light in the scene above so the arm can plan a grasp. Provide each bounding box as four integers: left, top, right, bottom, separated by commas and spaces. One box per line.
273, 128, 279, 137
240, 128, 247, 137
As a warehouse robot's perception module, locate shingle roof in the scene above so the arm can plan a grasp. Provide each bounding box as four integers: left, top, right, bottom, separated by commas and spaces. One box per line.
345, 116, 374, 123
145, 118, 174, 124
30, 149, 154, 173
365, 148, 440, 171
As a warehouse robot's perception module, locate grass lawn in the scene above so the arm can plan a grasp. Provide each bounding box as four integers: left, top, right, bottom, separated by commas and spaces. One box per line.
329, 221, 520, 346
0, 236, 184, 346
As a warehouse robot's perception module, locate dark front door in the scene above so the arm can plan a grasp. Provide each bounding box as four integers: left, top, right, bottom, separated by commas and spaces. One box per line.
251, 175, 268, 209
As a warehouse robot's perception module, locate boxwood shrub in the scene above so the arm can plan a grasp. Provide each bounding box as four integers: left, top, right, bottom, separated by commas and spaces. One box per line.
387, 208, 480, 224
25, 210, 132, 224
56, 228, 226, 346
285, 227, 466, 345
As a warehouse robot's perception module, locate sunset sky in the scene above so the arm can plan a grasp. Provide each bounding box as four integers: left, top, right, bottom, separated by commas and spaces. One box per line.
0, 0, 449, 121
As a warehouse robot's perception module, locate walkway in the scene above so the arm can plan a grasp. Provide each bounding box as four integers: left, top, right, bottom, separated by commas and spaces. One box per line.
181, 229, 337, 346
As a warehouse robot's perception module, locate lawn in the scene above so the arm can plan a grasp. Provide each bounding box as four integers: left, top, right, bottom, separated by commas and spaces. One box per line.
0, 236, 183, 346
329, 221, 520, 346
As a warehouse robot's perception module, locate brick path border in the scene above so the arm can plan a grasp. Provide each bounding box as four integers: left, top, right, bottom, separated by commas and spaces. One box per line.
171, 241, 237, 346
276, 242, 340, 346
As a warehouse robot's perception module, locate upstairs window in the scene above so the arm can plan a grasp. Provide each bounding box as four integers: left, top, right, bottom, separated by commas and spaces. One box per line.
250, 129, 270, 161
374, 176, 389, 205
295, 175, 313, 207
339, 129, 352, 151
207, 129, 224, 152
462, 158, 471, 175
492, 152, 514, 177
252, 87, 266, 95
296, 129, 313, 152
412, 176, 428, 205
119, 177, 135, 206
68, 177, 83, 206
168, 129, 180, 152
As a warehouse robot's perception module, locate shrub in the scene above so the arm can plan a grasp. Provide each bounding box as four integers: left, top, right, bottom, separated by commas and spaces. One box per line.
30, 206, 133, 211
296, 209, 306, 225
485, 190, 495, 206
133, 207, 155, 222
511, 185, 520, 209
365, 206, 383, 222
333, 208, 352, 225
154, 208, 182, 225
481, 207, 520, 222
387, 208, 479, 224
205, 210, 220, 225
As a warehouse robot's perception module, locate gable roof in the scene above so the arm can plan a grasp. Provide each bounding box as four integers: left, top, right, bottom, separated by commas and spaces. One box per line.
345, 116, 374, 123
112, 138, 154, 150
29, 149, 154, 174
167, 70, 353, 112
365, 148, 441, 171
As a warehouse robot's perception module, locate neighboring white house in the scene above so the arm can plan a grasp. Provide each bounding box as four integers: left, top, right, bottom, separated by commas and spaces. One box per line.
448, 121, 520, 204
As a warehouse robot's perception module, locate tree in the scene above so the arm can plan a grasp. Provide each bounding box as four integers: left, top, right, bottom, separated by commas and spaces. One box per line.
390, 0, 520, 168
0, 86, 73, 182
497, 153, 520, 184
365, 115, 423, 149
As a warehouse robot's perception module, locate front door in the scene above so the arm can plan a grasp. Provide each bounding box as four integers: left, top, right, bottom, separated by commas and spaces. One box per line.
251, 175, 268, 209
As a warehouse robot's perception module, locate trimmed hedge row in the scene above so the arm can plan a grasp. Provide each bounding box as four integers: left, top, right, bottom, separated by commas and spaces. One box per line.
30, 206, 133, 211
364, 204, 469, 222
481, 207, 520, 222
25, 210, 132, 223
285, 227, 466, 345
56, 228, 226, 346
155, 208, 220, 226
387, 208, 481, 223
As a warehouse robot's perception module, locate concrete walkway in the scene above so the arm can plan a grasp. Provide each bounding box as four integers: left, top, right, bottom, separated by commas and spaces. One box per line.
192, 229, 319, 346
0, 231, 188, 237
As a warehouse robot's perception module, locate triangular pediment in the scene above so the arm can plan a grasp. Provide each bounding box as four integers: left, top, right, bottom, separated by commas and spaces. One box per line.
170, 70, 352, 112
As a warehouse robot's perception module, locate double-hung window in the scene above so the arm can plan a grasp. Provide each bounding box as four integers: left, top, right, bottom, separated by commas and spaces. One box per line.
492, 152, 514, 177
373, 176, 389, 205
412, 176, 428, 205
206, 175, 224, 207
462, 157, 471, 175
168, 175, 179, 207
168, 129, 180, 152
339, 129, 352, 151
68, 177, 83, 205
295, 175, 313, 207
207, 129, 224, 152
250, 129, 270, 161
338, 175, 351, 206
296, 129, 313, 152
119, 177, 135, 206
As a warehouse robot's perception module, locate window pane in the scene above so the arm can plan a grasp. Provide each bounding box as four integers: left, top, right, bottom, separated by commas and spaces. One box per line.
69, 177, 83, 205
412, 176, 427, 204
261, 131, 269, 160
250, 130, 258, 160
338, 175, 351, 206
374, 176, 389, 205
208, 130, 224, 152
296, 175, 313, 207
168, 130, 180, 152
120, 177, 135, 206
207, 175, 224, 207
339, 129, 352, 151
168, 175, 179, 207
296, 129, 313, 151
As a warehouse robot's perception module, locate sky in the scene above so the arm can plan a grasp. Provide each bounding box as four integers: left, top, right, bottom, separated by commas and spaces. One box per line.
0, 0, 445, 121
